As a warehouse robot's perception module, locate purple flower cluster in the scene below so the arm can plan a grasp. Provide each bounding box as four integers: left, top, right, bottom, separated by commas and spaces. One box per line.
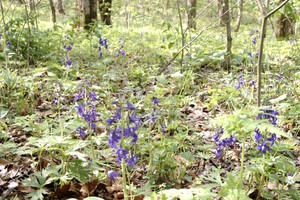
254, 109, 278, 154
74, 91, 98, 137
116, 37, 126, 58
98, 37, 108, 58
6, 40, 12, 49
235, 72, 255, 89
143, 97, 161, 124
107, 170, 118, 180
107, 97, 165, 179
256, 109, 279, 126
235, 74, 244, 90
250, 29, 259, 45
213, 128, 238, 158
61, 37, 74, 67
254, 129, 276, 154
107, 101, 140, 167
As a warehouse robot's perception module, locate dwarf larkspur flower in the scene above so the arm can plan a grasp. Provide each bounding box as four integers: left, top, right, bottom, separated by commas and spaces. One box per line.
108, 170, 118, 180
107, 101, 140, 167
213, 128, 238, 158
254, 109, 278, 154
236, 74, 244, 90
74, 91, 99, 136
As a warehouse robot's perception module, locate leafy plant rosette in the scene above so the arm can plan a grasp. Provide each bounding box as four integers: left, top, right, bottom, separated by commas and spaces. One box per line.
212, 106, 293, 198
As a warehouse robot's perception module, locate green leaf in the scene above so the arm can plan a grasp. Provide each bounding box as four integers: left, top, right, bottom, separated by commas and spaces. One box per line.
168, 42, 175, 49
180, 152, 195, 162
67, 160, 92, 183
0, 107, 8, 119
256, 123, 291, 139
25, 188, 48, 200
269, 94, 286, 104
83, 197, 105, 200
22, 176, 41, 188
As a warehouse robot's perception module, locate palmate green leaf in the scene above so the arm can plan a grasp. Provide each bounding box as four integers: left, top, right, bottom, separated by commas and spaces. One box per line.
258, 124, 291, 138
67, 151, 88, 161
22, 170, 49, 188
25, 188, 48, 200
67, 160, 93, 183
22, 176, 41, 188
202, 168, 223, 186
224, 189, 251, 200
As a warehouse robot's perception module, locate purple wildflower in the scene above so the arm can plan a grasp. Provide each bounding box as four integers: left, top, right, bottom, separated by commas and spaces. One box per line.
6, 41, 12, 49
116, 148, 129, 164
66, 59, 72, 67
249, 79, 255, 86
236, 74, 244, 90
74, 90, 85, 101
89, 92, 96, 101
152, 97, 160, 106
108, 170, 118, 180
161, 124, 166, 134
66, 45, 72, 51
76, 127, 87, 137
267, 133, 276, 146
127, 154, 138, 167
256, 141, 270, 154
108, 128, 122, 148
126, 101, 135, 111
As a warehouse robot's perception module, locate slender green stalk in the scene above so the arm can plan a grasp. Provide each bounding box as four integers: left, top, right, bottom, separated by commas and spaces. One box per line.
257, 174, 265, 200
90, 136, 95, 160
58, 97, 64, 137
257, 155, 266, 200
240, 139, 245, 181
121, 159, 129, 200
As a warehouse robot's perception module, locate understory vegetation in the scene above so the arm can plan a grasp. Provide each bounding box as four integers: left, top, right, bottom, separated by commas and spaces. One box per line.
0, 0, 299, 200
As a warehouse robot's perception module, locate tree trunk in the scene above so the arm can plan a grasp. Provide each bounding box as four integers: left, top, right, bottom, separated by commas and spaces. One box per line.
234, 0, 243, 32
218, 0, 226, 26
223, 0, 232, 71
99, 0, 112, 25
275, 1, 294, 39
49, 0, 56, 24
76, 0, 83, 29
56, 0, 65, 14
82, 0, 97, 30
186, 0, 197, 30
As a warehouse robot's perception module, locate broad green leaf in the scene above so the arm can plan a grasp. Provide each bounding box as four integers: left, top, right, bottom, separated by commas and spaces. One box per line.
256, 123, 291, 139
22, 176, 41, 188
0, 107, 8, 119
25, 188, 48, 200
180, 151, 195, 162
168, 42, 175, 49
269, 94, 287, 104
83, 197, 105, 200
0, 120, 8, 130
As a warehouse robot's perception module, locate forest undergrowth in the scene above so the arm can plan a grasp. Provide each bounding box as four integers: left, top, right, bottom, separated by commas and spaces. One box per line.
0, 6, 300, 200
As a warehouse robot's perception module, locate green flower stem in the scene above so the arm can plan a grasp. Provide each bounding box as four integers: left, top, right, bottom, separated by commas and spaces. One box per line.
257, 155, 266, 200
257, 174, 265, 200
147, 147, 154, 177
58, 97, 63, 137
90, 136, 95, 160
240, 139, 245, 181
121, 159, 129, 200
